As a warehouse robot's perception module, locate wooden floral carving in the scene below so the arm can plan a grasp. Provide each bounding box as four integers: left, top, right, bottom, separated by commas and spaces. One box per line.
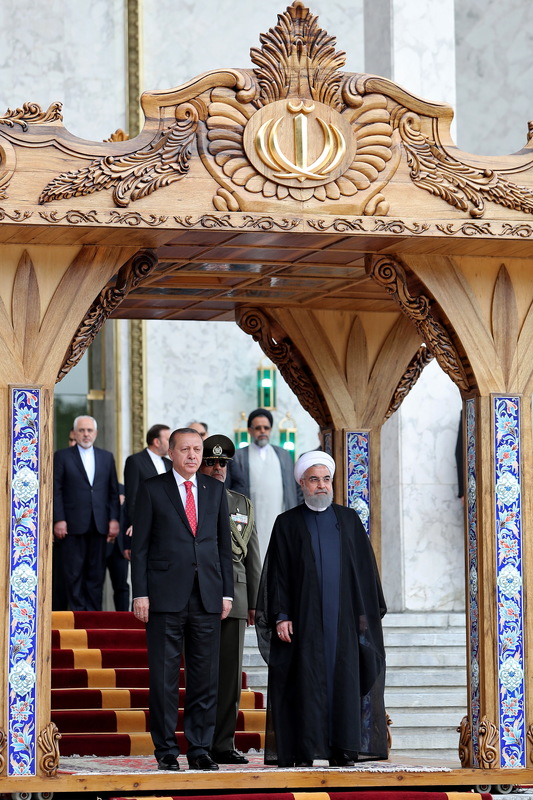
478, 715, 498, 769
457, 715, 473, 768
368, 254, 470, 392
58, 248, 158, 381
40, 104, 198, 207
38, 722, 61, 776
236, 305, 330, 427
385, 344, 434, 420
0, 101, 62, 131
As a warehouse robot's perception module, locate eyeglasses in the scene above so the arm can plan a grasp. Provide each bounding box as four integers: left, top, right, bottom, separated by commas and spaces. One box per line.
203, 457, 230, 467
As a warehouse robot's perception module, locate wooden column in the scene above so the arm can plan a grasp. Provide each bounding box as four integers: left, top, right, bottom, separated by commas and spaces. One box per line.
0, 243, 137, 777
370, 253, 533, 769
237, 305, 425, 556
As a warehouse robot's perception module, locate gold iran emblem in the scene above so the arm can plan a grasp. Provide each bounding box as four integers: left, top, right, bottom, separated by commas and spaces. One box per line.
243, 99, 356, 189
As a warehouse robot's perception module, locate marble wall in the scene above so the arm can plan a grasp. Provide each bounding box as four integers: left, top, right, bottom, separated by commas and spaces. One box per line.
0, 0, 126, 141
382, 361, 464, 611
455, 0, 533, 156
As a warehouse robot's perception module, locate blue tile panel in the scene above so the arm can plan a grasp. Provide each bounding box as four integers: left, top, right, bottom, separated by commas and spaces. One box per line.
346, 431, 370, 534
494, 396, 525, 768
8, 388, 40, 775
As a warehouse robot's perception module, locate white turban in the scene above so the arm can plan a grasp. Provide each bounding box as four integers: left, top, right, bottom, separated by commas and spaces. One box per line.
294, 450, 336, 483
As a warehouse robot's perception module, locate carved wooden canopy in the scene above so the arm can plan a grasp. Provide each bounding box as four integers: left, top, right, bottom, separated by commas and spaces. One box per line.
0, 1, 533, 322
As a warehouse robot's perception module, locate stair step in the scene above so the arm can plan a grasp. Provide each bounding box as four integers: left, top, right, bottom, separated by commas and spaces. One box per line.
385, 668, 466, 687
384, 632, 466, 647
385, 687, 467, 706
386, 650, 466, 667
52, 707, 265, 734
387, 708, 464, 726
382, 612, 465, 629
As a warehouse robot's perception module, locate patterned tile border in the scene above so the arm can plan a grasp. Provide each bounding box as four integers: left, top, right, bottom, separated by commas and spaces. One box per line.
8, 388, 40, 775
346, 431, 370, 534
493, 396, 525, 768
465, 399, 479, 766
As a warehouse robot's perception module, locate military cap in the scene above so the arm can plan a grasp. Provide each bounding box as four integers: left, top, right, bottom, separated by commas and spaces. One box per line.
202, 434, 235, 460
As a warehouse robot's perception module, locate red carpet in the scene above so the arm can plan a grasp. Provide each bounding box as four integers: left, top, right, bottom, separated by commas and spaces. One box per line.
52, 611, 265, 757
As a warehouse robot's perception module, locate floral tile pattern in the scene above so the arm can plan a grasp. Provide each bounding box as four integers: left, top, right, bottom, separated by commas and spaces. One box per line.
494, 396, 524, 767
465, 399, 479, 766
8, 389, 40, 775
346, 432, 370, 534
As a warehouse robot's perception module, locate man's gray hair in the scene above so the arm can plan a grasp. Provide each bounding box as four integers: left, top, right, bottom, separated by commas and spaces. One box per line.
73, 415, 98, 430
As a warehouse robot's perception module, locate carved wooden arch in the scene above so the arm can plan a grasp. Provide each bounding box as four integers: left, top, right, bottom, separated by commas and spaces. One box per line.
236, 306, 331, 428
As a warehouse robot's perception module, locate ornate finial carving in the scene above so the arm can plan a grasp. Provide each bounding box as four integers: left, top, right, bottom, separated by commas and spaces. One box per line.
367, 254, 471, 392
386, 712, 393, 755
0, 102, 62, 131
457, 715, 473, 768
57, 248, 158, 382
38, 722, 61, 776
104, 129, 130, 142
236, 306, 329, 428
528, 121, 533, 143
39, 103, 198, 207
385, 345, 434, 420
250, 1, 345, 108
478, 715, 498, 769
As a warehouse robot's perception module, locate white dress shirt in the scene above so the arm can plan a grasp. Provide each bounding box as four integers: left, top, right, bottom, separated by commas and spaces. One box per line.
78, 444, 95, 485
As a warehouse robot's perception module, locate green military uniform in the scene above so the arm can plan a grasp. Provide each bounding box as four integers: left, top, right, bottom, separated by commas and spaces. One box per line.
212, 488, 261, 754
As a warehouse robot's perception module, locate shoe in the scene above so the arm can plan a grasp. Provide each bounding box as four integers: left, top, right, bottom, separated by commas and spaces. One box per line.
157, 753, 180, 770
211, 749, 249, 764
188, 753, 220, 770
329, 751, 355, 767
295, 760, 313, 767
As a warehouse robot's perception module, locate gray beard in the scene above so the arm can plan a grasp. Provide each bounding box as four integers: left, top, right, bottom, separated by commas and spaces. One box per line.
304, 493, 333, 511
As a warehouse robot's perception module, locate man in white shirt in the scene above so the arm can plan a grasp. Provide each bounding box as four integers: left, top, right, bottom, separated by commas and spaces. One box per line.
228, 408, 301, 559
53, 415, 120, 610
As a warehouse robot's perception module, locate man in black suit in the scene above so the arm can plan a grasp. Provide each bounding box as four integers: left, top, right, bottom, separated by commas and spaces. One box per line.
131, 427, 233, 772
123, 424, 172, 533
53, 415, 121, 611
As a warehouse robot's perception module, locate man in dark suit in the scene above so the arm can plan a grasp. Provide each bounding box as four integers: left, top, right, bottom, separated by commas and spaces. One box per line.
53, 415, 120, 611
199, 434, 261, 765
123, 424, 172, 537
131, 427, 233, 772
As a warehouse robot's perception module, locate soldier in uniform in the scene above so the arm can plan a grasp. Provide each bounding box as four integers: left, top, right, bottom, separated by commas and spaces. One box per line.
199, 434, 261, 765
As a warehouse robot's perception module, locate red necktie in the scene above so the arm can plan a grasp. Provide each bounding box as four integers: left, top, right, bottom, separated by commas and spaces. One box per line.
184, 480, 197, 536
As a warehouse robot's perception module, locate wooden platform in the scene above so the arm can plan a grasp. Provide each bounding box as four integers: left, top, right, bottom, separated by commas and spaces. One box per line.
0, 760, 531, 795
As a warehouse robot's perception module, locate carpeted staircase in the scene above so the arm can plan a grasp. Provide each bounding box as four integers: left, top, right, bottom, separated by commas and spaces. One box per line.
51, 611, 265, 757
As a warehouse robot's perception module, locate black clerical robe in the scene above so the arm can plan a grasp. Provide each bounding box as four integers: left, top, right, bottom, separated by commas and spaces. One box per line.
256, 502, 387, 766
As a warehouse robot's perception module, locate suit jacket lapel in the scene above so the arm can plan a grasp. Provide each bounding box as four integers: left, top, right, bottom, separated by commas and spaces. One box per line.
196, 473, 209, 532
71, 445, 90, 484
141, 448, 158, 477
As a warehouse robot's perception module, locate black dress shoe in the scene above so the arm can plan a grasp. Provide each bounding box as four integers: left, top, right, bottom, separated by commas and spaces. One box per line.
188, 753, 219, 770
211, 749, 249, 764
329, 752, 355, 767
295, 760, 313, 767
157, 753, 180, 770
